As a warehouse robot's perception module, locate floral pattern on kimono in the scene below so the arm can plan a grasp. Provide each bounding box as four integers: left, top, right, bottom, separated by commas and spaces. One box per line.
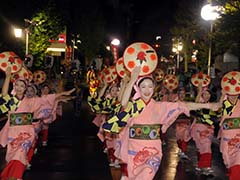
219, 99, 240, 168
104, 98, 190, 179
175, 114, 192, 142
0, 94, 57, 165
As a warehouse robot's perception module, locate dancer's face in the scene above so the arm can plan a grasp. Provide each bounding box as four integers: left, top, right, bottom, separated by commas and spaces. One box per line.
110, 86, 119, 98
25, 86, 36, 98
41, 86, 50, 95
202, 90, 211, 102
178, 90, 186, 101
227, 94, 239, 104
139, 78, 154, 102
14, 80, 26, 96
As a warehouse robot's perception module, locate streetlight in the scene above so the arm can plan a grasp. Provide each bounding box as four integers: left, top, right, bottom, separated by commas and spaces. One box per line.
71, 34, 81, 60
14, 27, 29, 56
14, 19, 36, 56
111, 38, 120, 46
172, 38, 183, 69
106, 45, 111, 51
201, 2, 221, 75
14, 28, 22, 38
110, 38, 120, 63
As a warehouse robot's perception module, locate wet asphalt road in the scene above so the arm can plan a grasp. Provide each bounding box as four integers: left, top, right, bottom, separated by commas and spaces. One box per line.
0, 99, 228, 180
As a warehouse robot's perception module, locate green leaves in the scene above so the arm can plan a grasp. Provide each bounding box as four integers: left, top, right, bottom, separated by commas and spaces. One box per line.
28, 5, 65, 69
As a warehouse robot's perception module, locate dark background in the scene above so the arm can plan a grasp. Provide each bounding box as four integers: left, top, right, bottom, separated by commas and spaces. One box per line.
0, 0, 180, 55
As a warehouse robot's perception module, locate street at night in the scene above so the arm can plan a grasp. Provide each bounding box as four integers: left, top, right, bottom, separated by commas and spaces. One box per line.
0, 97, 228, 180
0, 0, 240, 180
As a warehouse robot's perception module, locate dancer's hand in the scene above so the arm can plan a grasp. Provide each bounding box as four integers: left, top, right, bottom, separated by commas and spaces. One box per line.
210, 102, 222, 111
56, 88, 75, 99
130, 65, 141, 83
5, 67, 12, 77
65, 88, 76, 95
57, 96, 76, 103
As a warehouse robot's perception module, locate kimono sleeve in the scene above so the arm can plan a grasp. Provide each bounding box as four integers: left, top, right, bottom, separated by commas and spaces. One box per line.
157, 101, 190, 133
87, 96, 101, 113
32, 94, 56, 119
102, 101, 133, 133
0, 94, 19, 114
87, 96, 118, 114
42, 98, 59, 124
0, 118, 9, 147
194, 108, 221, 125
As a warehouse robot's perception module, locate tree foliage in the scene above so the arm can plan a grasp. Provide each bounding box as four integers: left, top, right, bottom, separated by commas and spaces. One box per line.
75, 13, 106, 64
29, 2, 65, 69
70, 1, 106, 66
170, 0, 210, 72
214, 0, 240, 57
171, 0, 240, 72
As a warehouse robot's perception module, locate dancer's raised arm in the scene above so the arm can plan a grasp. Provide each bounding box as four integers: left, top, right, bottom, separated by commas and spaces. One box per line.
55, 88, 76, 99
2, 67, 11, 96
118, 74, 130, 102
185, 101, 222, 111
121, 66, 141, 108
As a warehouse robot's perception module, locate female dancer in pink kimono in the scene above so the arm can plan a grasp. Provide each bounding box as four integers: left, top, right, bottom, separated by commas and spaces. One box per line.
175, 87, 192, 159
102, 66, 222, 180
218, 91, 240, 180
88, 76, 130, 180
190, 83, 223, 175
39, 84, 55, 147
159, 88, 178, 146
24, 83, 42, 169
25, 83, 72, 169
0, 67, 75, 180
90, 80, 119, 142
39, 83, 72, 147
96, 83, 121, 166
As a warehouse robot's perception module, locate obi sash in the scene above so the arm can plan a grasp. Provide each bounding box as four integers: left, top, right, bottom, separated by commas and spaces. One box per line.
129, 124, 161, 140
222, 117, 240, 130
10, 112, 33, 126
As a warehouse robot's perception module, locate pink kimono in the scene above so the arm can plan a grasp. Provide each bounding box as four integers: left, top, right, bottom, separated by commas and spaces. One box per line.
92, 114, 105, 127
56, 103, 63, 117
28, 95, 57, 163
170, 96, 191, 153
115, 99, 190, 180
40, 96, 59, 124
175, 117, 191, 142
0, 94, 56, 180
0, 95, 55, 164
190, 121, 214, 154
39, 96, 59, 144
95, 114, 107, 142
219, 100, 240, 169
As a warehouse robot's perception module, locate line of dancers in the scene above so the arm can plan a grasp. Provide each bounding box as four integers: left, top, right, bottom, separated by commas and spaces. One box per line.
0, 66, 75, 180
88, 65, 240, 180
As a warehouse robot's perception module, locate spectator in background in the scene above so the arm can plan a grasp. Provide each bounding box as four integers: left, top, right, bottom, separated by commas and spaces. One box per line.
210, 69, 222, 102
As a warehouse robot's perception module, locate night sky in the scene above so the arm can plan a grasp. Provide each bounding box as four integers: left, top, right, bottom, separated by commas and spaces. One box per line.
0, 0, 181, 55
101, 0, 180, 51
